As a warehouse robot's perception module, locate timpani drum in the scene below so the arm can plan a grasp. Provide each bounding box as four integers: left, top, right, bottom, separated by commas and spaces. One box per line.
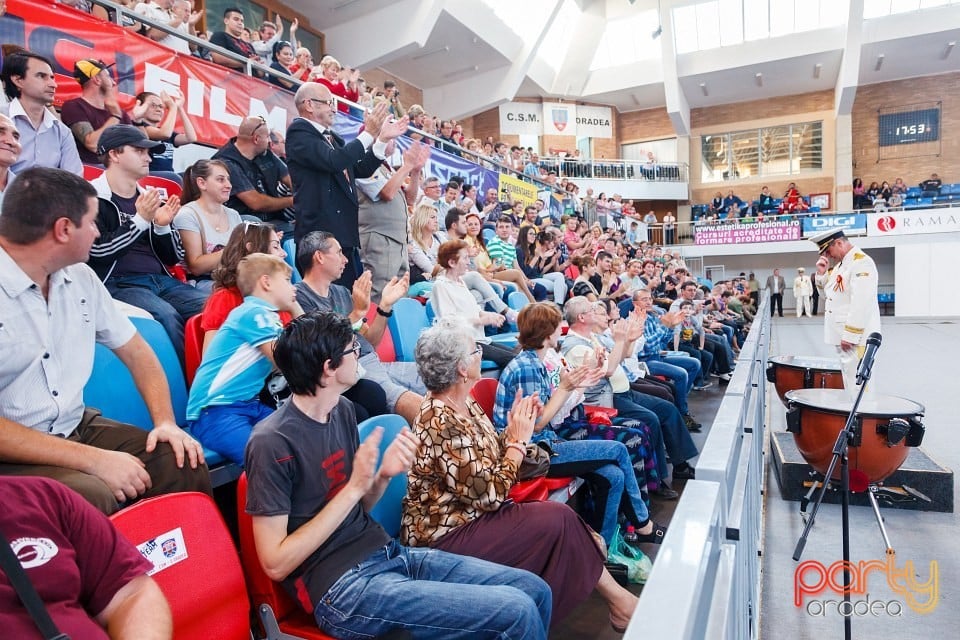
766, 355, 844, 404
784, 389, 925, 483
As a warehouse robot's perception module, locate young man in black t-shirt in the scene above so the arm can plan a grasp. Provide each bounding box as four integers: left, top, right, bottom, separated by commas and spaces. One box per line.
244, 312, 551, 639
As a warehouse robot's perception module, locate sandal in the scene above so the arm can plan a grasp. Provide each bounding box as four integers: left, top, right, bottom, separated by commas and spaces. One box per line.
630, 521, 667, 545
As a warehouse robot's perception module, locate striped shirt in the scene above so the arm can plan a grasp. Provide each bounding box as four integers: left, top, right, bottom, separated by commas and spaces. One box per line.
0, 248, 136, 436
485, 236, 517, 269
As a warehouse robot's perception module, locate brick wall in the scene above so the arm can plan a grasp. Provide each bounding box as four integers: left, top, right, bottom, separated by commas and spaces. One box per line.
617, 108, 675, 145
690, 90, 835, 129
360, 69, 423, 111
851, 72, 960, 187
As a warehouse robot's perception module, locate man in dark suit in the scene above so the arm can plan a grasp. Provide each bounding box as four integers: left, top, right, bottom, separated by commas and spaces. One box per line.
286, 83, 408, 288
765, 268, 786, 317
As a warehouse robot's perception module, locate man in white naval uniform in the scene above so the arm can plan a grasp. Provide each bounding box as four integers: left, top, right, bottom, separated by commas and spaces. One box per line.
810, 228, 881, 390
793, 266, 813, 317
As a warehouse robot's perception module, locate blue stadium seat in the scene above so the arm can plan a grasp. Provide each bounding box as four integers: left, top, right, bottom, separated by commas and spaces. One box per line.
906, 187, 922, 198
506, 291, 529, 312
482, 228, 496, 245
82, 317, 229, 477
387, 298, 429, 362
281, 238, 301, 283
357, 413, 409, 537
425, 298, 436, 324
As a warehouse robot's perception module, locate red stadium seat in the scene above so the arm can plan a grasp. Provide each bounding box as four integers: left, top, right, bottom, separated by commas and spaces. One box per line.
82, 164, 104, 181
469, 378, 498, 420
184, 314, 204, 387
365, 303, 396, 363
110, 493, 250, 640
237, 474, 336, 640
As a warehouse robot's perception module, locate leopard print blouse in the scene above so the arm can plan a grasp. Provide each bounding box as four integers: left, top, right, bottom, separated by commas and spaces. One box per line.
400, 396, 520, 547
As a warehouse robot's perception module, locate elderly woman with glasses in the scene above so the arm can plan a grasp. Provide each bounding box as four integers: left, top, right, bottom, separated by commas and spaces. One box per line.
402, 320, 639, 632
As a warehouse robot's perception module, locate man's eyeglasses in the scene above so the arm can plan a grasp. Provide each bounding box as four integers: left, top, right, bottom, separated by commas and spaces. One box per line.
306, 97, 337, 108
343, 340, 361, 359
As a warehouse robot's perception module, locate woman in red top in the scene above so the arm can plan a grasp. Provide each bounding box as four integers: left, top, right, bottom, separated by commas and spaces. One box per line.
201, 222, 291, 352
314, 55, 360, 113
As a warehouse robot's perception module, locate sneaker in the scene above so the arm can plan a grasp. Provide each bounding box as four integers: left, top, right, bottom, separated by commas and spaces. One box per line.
683, 414, 702, 432
653, 482, 679, 500
693, 381, 712, 391
672, 464, 696, 481
718, 372, 733, 382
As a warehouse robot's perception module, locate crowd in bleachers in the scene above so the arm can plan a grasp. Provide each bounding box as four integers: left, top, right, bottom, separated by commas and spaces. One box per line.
853, 173, 956, 211
0, 3, 767, 638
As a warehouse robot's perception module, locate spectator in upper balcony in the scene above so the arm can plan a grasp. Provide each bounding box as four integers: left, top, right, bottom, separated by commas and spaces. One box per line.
131, 90, 197, 173
287, 46, 313, 82
383, 79, 405, 118
438, 120, 461, 157
134, 0, 193, 55
61, 59, 134, 165
491, 142, 509, 167
209, 7, 262, 74
779, 182, 809, 214
722, 189, 746, 218
251, 16, 295, 67
268, 40, 298, 90
523, 152, 541, 178
314, 56, 360, 114
212, 116, 294, 235
0, 52, 82, 176
0, 114, 21, 207
757, 185, 777, 213
920, 173, 942, 195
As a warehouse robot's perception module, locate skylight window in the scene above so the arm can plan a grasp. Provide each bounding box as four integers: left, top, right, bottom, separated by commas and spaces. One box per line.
589, 9, 663, 71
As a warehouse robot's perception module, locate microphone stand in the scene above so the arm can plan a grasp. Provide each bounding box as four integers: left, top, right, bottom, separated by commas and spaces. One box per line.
792, 357, 873, 640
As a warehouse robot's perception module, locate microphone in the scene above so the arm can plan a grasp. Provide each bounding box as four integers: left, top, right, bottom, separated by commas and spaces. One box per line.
856, 332, 882, 385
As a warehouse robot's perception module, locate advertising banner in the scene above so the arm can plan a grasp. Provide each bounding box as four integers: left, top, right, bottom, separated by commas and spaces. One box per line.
542, 102, 575, 136
575, 105, 613, 138
498, 172, 539, 207
801, 213, 867, 238
499, 102, 544, 136
695, 221, 802, 245
0, 0, 297, 147
867, 210, 960, 237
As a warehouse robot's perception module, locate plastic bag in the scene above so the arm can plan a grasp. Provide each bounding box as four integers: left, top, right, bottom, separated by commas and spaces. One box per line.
607, 526, 654, 584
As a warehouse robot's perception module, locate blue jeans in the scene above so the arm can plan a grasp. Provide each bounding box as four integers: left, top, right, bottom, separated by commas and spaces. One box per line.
678, 343, 714, 385
190, 399, 273, 465
313, 540, 551, 639
614, 390, 699, 480
106, 273, 208, 364
544, 436, 650, 544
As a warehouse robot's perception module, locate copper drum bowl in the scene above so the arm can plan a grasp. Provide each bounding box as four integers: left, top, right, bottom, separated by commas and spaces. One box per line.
766, 355, 844, 405
784, 389, 925, 484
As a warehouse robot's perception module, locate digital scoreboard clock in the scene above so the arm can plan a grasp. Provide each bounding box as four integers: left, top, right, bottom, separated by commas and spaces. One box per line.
879, 107, 940, 146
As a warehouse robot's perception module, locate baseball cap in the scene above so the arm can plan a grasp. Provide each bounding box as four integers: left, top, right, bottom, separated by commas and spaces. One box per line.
74, 58, 115, 85
97, 124, 164, 156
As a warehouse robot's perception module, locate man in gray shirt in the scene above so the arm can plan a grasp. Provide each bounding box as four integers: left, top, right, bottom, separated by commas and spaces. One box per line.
356, 139, 429, 302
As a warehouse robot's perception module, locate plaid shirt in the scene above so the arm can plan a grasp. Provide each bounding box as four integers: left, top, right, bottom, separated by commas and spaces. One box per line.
494, 349, 582, 441
639, 310, 673, 357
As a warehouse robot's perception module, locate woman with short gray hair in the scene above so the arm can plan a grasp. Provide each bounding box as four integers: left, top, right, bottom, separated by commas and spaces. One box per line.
404, 320, 640, 632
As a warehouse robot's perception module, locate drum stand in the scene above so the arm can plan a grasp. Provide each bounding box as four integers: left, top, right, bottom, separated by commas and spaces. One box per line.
792, 369, 887, 640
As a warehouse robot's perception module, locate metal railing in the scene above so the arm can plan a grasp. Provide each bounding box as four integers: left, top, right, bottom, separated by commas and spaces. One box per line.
626, 293, 769, 640
539, 156, 689, 183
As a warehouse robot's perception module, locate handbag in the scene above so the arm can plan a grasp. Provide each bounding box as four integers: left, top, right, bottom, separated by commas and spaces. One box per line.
516, 441, 553, 481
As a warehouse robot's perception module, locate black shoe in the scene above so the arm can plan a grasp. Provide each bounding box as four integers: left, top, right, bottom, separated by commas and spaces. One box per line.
673, 464, 696, 480
683, 414, 702, 432
653, 482, 679, 500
